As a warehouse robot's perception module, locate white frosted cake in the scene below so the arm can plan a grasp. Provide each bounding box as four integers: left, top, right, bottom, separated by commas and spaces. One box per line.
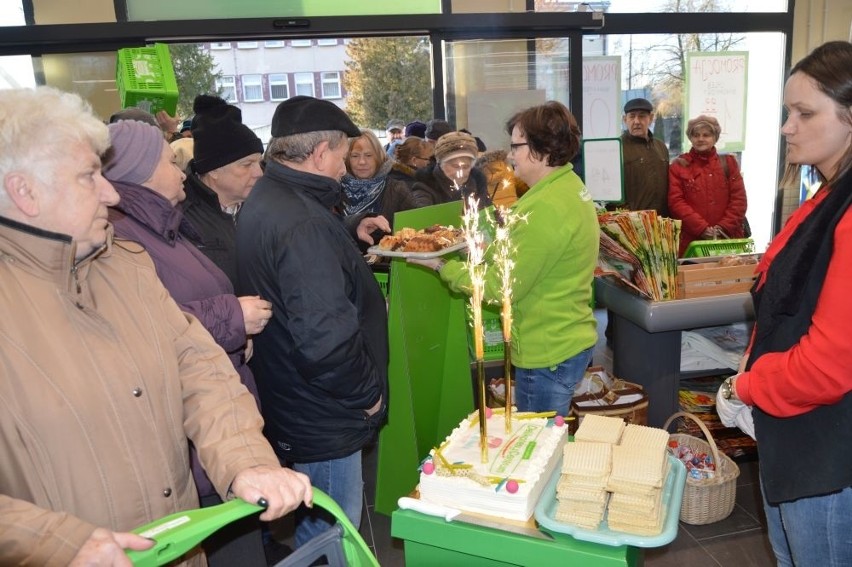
418, 408, 569, 521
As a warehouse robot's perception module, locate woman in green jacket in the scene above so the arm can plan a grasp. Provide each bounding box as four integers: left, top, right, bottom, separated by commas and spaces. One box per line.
411, 101, 599, 414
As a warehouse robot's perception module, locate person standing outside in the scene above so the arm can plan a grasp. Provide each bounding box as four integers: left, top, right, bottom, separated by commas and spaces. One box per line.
620, 97, 670, 215
716, 40, 852, 566
410, 101, 599, 415
383, 118, 405, 153
668, 115, 748, 256
0, 86, 311, 566
236, 95, 389, 549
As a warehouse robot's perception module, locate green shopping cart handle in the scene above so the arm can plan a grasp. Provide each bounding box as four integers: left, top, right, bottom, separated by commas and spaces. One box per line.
126, 498, 264, 566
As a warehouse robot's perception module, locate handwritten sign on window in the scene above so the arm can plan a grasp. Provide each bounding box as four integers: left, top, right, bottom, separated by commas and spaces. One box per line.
582, 138, 624, 203
684, 51, 749, 152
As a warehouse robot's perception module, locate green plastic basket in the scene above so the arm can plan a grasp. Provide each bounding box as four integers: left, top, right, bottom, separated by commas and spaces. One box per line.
126, 488, 378, 567
116, 43, 178, 115
373, 272, 389, 298
683, 238, 754, 258
466, 303, 505, 362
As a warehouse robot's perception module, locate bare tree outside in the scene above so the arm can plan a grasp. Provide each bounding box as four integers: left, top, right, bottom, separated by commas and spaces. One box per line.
343, 37, 433, 129
646, 0, 744, 118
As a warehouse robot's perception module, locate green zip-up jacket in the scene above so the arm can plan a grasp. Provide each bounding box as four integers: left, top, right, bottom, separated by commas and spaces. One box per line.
440, 163, 599, 368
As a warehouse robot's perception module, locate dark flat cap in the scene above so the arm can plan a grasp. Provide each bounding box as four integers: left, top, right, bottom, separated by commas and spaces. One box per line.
386, 119, 405, 131
272, 96, 360, 137
623, 98, 654, 113
425, 119, 452, 141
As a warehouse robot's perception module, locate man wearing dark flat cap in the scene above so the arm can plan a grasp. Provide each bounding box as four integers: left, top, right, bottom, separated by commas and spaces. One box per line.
620, 97, 670, 215
235, 95, 389, 550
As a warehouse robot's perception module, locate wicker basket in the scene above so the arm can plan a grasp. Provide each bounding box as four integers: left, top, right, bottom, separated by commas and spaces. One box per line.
663, 411, 740, 525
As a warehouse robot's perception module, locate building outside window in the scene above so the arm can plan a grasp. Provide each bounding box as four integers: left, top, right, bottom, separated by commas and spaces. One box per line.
317, 38, 338, 46
291, 39, 312, 47
210, 41, 231, 50
217, 75, 237, 102
269, 73, 289, 100
264, 40, 285, 48
242, 74, 263, 102
294, 72, 315, 96
321, 71, 341, 99
236, 41, 258, 49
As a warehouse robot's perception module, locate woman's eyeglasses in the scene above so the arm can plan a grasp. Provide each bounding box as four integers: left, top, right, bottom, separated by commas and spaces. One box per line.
509, 142, 528, 153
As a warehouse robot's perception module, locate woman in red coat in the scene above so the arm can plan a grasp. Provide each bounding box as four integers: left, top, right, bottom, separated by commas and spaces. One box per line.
668, 115, 747, 256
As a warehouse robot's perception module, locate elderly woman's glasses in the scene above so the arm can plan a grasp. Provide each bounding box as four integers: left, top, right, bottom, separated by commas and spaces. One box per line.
509, 142, 528, 153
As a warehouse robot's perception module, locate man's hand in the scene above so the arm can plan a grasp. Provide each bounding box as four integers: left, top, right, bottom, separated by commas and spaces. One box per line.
69, 528, 153, 566
230, 465, 313, 521
239, 295, 273, 335
155, 110, 180, 136
366, 395, 383, 416
357, 215, 391, 244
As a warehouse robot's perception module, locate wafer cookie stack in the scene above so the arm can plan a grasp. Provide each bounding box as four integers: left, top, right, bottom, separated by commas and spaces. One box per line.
573, 414, 626, 445
555, 441, 611, 529
606, 424, 671, 536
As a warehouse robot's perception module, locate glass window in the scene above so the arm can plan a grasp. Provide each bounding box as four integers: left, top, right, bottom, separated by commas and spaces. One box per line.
210, 42, 231, 50
269, 73, 289, 100
529, 0, 788, 13
217, 75, 237, 102
242, 74, 263, 101
126, 0, 441, 21
321, 71, 341, 99
236, 41, 258, 49
294, 72, 315, 96
264, 40, 285, 48
444, 38, 566, 153
317, 38, 339, 46
586, 31, 786, 251
291, 39, 312, 47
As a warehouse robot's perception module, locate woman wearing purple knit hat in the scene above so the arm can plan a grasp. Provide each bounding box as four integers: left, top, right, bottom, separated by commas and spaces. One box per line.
102, 119, 271, 566
668, 114, 748, 256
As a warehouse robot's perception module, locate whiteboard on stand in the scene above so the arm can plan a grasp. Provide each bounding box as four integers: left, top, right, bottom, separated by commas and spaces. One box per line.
582, 138, 623, 203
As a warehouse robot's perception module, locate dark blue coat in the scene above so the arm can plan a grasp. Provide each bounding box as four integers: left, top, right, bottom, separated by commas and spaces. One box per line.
236, 161, 388, 464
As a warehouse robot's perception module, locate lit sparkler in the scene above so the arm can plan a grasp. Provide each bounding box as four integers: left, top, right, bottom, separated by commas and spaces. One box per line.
490, 205, 527, 431
462, 193, 489, 462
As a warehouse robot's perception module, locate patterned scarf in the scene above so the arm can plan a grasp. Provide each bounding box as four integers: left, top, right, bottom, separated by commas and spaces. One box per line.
341, 174, 386, 216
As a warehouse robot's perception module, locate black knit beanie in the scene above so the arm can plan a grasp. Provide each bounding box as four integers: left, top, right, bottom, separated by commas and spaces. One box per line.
192, 104, 263, 174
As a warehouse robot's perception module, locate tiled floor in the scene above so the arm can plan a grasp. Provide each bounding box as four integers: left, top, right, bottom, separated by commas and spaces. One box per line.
278, 308, 777, 566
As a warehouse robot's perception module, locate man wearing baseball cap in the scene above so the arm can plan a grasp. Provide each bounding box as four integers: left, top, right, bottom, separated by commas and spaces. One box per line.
620, 97, 670, 215
384, 118, 405, 152
235, 96, 389, 550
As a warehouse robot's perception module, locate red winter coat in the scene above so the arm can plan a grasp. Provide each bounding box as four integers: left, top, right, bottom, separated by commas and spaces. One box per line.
668, 147, 747, 256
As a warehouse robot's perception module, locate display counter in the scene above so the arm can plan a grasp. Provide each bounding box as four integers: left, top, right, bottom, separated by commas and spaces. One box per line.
392, 507, 641, 567
595, 277, 754, 426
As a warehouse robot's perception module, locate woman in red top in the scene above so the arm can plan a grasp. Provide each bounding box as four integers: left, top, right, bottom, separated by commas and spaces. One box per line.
668, 115, 747, 256
719, 41, 852, 566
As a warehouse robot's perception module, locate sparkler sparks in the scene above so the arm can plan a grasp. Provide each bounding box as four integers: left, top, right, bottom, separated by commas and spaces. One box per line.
490, 205, 527, 430
462, 194, 489, 462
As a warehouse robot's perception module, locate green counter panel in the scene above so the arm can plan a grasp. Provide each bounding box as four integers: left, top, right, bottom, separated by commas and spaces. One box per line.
392, 509, 642, 567
374, 202, 475, 515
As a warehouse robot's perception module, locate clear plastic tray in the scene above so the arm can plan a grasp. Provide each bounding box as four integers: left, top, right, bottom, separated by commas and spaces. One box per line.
534, 452, 686, 548
366, 241, 466, 259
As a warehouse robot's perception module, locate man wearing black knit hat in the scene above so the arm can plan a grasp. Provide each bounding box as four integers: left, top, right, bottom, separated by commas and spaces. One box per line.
181, 99, 264, 285
236, 96, 389, 551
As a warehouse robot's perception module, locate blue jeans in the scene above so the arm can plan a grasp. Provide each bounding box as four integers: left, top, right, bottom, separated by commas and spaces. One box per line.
292, 450, 363, 549
514, 347, 593, 414
762, 478, 852, 566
